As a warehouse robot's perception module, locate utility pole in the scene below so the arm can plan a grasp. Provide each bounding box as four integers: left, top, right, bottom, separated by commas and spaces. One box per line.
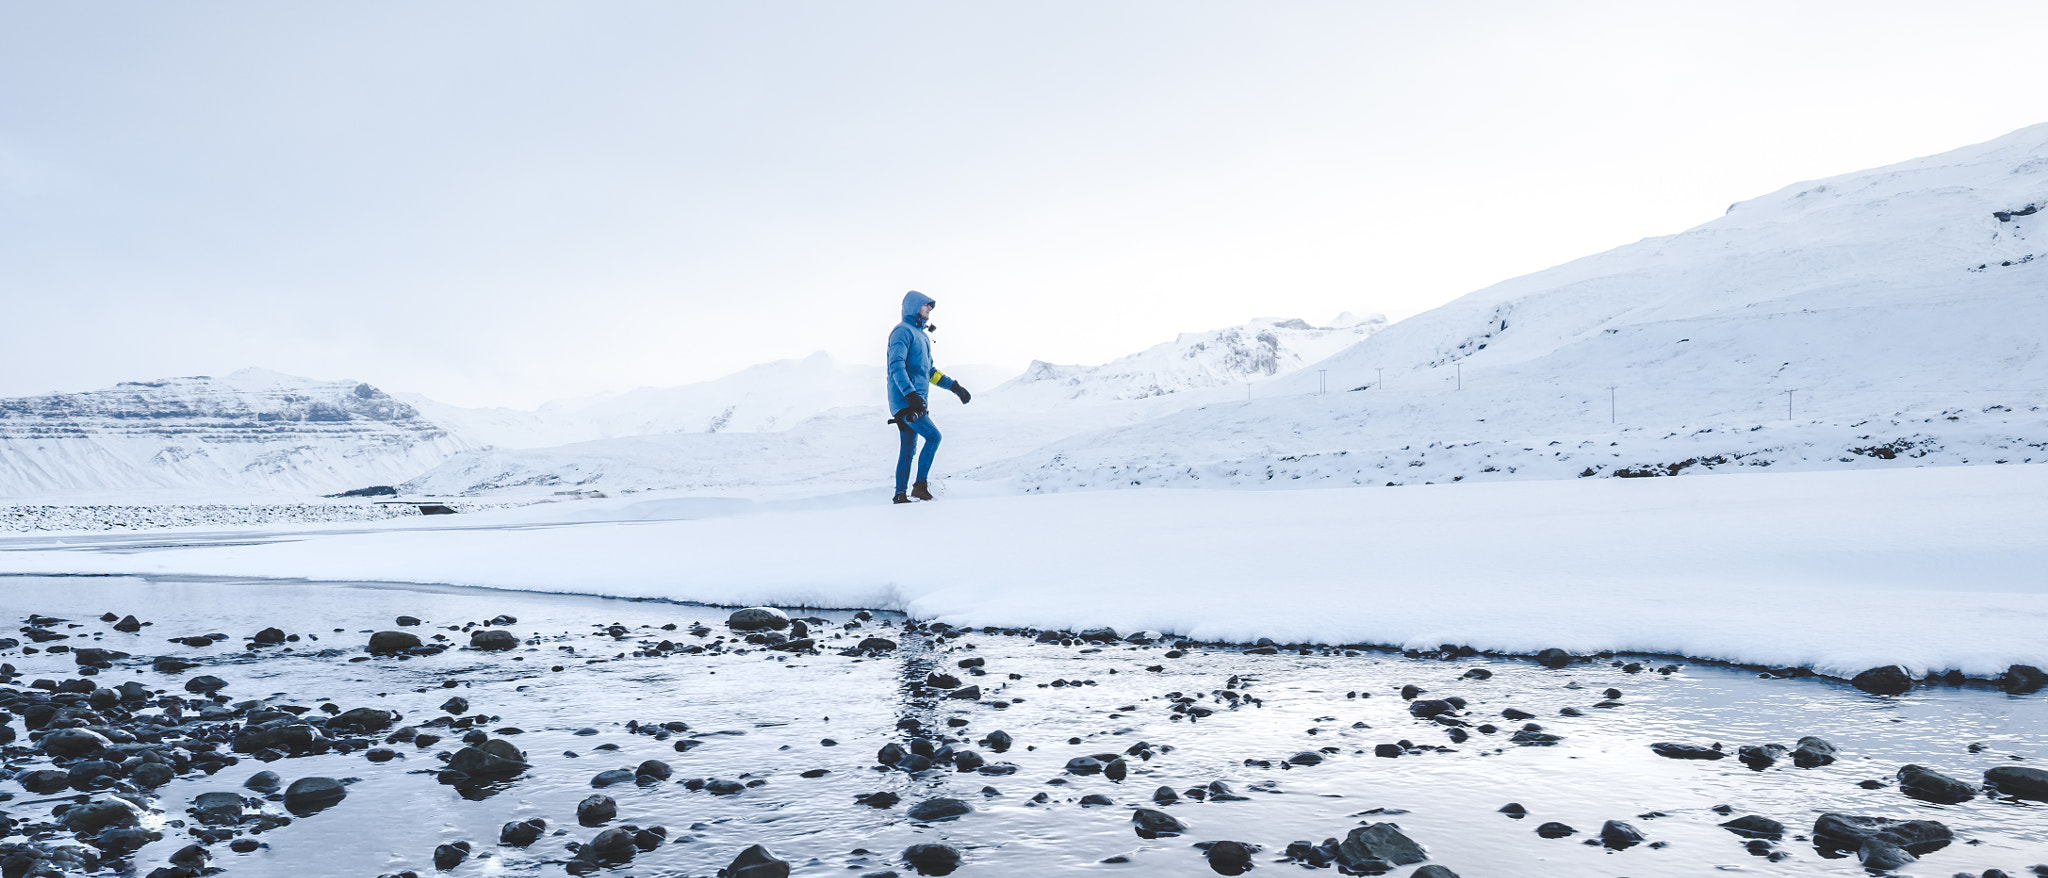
1786, 389, 1795, 420
1609, 386, 1617, 424
1456, 363, 1462, 391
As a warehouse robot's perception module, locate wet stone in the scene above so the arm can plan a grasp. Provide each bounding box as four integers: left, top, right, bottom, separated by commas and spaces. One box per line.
906, 797, 971, 822
500, 818, 546, 846
726, 844, 792, 878
1338, 823, 1426, 868
367, 631, 422, 654
902, 842, 962, 876
1986, 765, 2048, 800
1897, 763, 1976, 804
283, 777, 347, 814
1132, 808, 1188, 837
578, 794, 618, 825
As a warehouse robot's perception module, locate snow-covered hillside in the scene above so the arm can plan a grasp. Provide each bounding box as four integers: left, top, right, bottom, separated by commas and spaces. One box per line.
0, 369, 462, 498
992, 313, 1385, 408
985, 121, 2048, 492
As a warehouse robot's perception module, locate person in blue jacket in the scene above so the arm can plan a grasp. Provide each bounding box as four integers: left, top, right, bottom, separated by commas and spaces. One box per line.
887, 290, 971, 503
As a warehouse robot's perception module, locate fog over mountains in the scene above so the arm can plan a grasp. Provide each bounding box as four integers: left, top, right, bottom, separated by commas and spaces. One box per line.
5, 121, 2044, 503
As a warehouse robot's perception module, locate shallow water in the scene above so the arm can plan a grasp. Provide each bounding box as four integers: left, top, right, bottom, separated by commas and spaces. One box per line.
3, 575, 2045, 877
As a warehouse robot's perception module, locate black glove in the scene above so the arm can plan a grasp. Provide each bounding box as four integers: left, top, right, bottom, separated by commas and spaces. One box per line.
951, 383, 971, 405
902, 392, 926, 422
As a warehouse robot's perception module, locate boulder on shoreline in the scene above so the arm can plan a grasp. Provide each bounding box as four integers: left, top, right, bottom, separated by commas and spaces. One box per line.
367, 631, 422, 655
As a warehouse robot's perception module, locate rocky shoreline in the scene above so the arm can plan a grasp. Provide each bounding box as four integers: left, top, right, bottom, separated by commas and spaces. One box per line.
3, 583, 2047, 877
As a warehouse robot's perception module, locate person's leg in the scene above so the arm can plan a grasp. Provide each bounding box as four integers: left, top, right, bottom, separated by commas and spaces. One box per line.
895, 423, 916, 495
913, 417, 942, 484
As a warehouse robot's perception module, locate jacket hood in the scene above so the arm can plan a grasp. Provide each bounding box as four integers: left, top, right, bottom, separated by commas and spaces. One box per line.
901, 290, 936, 326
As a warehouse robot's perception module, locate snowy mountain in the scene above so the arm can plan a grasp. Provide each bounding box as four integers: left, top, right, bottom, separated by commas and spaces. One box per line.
990, 121, 2048, 491
402, 352, 1017, 450
991, 314, 1385, 408
0, 369, 463, 498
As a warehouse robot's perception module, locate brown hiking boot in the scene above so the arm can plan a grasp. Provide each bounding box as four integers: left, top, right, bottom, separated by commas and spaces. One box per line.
892, 493, 911, 504
911, 481, 934, 501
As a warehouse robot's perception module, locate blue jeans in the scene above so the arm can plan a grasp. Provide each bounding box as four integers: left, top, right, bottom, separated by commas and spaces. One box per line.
895, 415, 941, 493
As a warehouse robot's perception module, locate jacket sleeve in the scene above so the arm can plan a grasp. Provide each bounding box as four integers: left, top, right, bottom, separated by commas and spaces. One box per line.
886, 326, 918, 401
930, 369, 956, 391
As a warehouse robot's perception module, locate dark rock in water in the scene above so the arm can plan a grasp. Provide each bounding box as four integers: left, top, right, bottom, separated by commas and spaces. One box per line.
1153, 786, 1180, 803
154, 655, 199, 673
1408, 699, 1456, 718
1850, 666, 1913, 695
1288, 751, 1323, 766
40, 727, 112, 757
68, 759, 122, 787
2004, 664, 2047, 694
925, 672, 960, 689
727, 608, 790, 631
1812, 813, 1953, 853
1461, 668, 1492, 680
856, 791, 900, 808
1066, 756, 1105, 775
1374, 744, 1403, 758
1500, 707, 1535, 721
582, 828, 638, 864
1411, 867, 1461, 878
1132, 808, 1188, 836
1400, 684, 1424, 699
432, 842, 470, 870
252, 627, 286, 645
902, 842, 963, 875
947, 684, 981, 701
1497, 803, 1526, 818
1986, 766, 2048, 800
578, 794, 618, 825
1338, 823, 1426, 868
470, 629, 519, 651
727, 844, 792, 878
1078, 793, 1114, 806
113, 615, 143, 633
592, 769, 636, 787
1536, 822, 1576, 839
1897, 764, 1976, 803
368, 631, 422, 654
1534, 648, 1572, 668
246, 770, 283, 792
636, 759, 672, 779
447, 739, 528, 778
328, 707, 399, 734
1737, 744, 1785, 768
193, 791, 247, 824
981, 730, 1013, 752
1599, 820, 1645, 849
1651, 742, 1724, 760
1720, 815, 1785, 839
1510, 729, 1562, 746
132, 761, 176, 787
907, 797, 972, 822
60, 798, 142, 832
168, 844, 209, 867
1205, 840, 1254, 875
1105, 756, 1129, 780
92, 825, 163, 854
185, 674, 229, 693
283, 777, 348, 814
500, 817, 546, 846
440, 696, 469, 714
856, 637, 899, 652
396, 615, 423, 626
1857, 838, 1915, 870
1078, 627, 1120, 642
1792, 736, 1838, 768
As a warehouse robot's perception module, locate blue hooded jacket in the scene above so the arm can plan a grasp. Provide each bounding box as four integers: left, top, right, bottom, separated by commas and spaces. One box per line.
887, 290, 956, 413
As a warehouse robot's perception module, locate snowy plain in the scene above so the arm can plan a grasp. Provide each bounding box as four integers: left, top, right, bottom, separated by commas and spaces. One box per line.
4, 462, 2044, 681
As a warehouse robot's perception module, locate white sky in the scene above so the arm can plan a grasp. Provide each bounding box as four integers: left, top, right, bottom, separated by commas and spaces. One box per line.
4, 1, 2046, 408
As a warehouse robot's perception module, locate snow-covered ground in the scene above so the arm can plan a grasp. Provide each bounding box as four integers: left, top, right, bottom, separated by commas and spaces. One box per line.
4, 464, 2042, 682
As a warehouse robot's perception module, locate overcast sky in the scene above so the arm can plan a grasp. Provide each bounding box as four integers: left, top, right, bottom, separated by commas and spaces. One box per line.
4, 2, 2045, 408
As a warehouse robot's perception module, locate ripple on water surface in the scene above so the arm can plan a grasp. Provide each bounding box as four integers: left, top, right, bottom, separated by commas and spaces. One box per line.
2, 574, 2045, 877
